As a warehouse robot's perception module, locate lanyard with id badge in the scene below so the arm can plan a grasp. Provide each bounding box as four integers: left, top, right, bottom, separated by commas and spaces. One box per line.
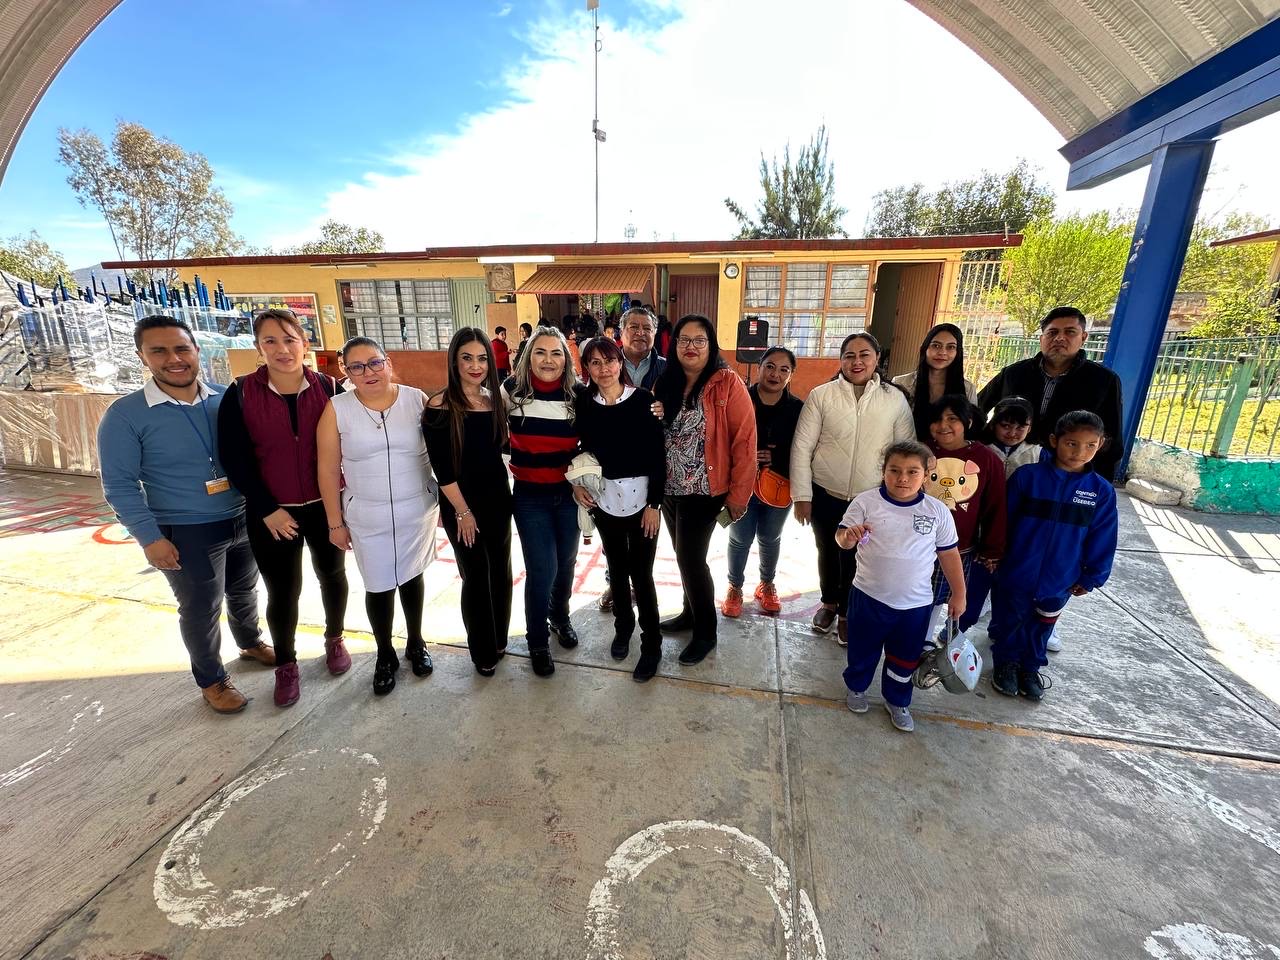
177, 396, 230, 495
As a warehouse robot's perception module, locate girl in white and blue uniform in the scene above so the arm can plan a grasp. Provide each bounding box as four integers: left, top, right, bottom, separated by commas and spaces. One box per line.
836, 440, 968, 732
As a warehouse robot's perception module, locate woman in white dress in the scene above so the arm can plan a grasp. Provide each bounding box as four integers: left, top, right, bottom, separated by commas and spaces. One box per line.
318, 336, 439, 695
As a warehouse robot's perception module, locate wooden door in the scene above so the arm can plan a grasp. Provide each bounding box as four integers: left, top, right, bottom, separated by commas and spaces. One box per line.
886, 263, 943, 378
669, 274, 718, 324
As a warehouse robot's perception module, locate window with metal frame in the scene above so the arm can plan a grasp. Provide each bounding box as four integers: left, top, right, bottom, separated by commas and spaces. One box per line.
742, 262, 870, 357
339, 279, 456, 349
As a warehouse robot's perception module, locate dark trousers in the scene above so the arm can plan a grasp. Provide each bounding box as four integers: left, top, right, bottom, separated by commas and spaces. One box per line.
443, 504, 513, 667
811, 485, 856, 607
990, 588, 1069, 671
662, 493, 726, 645
512, 484, 579, 652
960, 558, 994, 633
365, 574, 425, 667
843, 587, 931, 707
246, 500, 348, 665
594, 507, 660, 652
159, 515, 261, 689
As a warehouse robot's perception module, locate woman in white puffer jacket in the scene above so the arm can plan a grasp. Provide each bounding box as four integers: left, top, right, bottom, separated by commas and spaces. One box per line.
790, 332, 914, 643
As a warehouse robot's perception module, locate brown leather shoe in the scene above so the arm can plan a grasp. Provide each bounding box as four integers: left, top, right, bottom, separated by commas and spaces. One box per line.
202, 677, 248, 713
238, 642, 277, 666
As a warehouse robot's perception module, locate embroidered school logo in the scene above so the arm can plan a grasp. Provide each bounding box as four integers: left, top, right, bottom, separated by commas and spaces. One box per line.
913, 514, 935, 535
1072, 488, 1098, 507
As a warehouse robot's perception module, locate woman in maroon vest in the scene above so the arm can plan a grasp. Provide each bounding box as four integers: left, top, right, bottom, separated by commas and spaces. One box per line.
217, 309, 350, 708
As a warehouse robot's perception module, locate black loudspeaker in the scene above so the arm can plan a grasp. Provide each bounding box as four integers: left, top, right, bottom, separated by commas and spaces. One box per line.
736, 316, 770, 364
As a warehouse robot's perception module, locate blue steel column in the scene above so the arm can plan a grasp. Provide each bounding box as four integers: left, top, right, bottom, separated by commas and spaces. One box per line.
1103, 140, 1216, 475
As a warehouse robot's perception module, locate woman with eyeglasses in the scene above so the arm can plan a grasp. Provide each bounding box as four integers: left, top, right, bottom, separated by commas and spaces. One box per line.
217, 309, 349, 708
423, 327, 512, 677
502, 325, 582, 678
891, 323, 977, 442
571, 336, 666, 681
721, 345, 804, 619
652, 314, 756, 665
790, 332, 914, 645
318, 336, 439, 696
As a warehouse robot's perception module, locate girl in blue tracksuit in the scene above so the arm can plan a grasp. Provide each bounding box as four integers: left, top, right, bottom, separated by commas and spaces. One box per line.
990, 410, 1118, 701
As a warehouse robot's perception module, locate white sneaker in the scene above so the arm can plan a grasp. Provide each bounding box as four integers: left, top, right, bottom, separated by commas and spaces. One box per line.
1046, 627, 1062, 653
885, 703, 915, 732
846, 690, 868, 713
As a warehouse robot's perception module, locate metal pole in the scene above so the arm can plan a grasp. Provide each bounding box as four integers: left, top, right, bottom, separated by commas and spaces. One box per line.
593, 6, 599, 243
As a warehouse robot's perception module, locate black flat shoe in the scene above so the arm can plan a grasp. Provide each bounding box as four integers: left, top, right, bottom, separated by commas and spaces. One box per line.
530, 650, 556, 677
678, 638, 716, 665
372, 663, 397, 695
407, 646, 433, 677
633, 650, 660, 682
550, 621, 579, 649
476, 662, 498, 677
659, 613, 694, 632
610, 634, 631, 661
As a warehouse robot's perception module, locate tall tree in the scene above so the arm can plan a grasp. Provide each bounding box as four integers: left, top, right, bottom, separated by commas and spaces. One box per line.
724, 126, 847, 239
0, 231, 72, 288
1002, 213, 1133, 334
865, 159, 1055, 237
293, 220, 385, 255
1180, 213, 1278, 337
57, 121, 241, 281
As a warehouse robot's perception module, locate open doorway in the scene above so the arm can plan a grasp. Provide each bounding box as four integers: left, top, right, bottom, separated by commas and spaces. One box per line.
869, 262, 944, 378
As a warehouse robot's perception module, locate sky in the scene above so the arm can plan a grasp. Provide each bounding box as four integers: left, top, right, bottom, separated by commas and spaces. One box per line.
1, 0, 1277, 269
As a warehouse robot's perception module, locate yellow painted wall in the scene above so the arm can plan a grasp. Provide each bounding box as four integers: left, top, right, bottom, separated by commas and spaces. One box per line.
178, 246, 978, 351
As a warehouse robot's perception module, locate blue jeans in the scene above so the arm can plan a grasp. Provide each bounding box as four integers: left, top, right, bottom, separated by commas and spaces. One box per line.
159, 515, 262, 688
726, 495, 789, 589
513, 483, 580, 652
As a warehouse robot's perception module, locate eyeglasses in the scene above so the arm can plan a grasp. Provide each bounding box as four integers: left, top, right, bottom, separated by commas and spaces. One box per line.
345, 358, 387, 375
677, 336, 709, 349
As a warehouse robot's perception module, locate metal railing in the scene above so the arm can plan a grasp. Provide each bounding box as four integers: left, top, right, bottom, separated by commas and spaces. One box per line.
962, 334, 1280, 459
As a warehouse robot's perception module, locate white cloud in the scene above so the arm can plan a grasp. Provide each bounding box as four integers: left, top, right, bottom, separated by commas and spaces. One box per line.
495, 3, 513, 17
279, 0, 1280, 249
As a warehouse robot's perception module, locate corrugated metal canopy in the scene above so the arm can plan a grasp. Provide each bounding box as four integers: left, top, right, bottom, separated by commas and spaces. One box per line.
1, 1, 1278, 184
516, 264, 651, 295
908, 0, 1280, 138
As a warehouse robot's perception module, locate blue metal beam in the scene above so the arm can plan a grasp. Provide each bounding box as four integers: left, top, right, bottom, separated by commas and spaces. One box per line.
1062, 19, 1280, 190
1104, 141, 1215, 475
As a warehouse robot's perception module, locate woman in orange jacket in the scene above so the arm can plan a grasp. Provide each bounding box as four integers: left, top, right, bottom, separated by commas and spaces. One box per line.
653, 314, 756, 665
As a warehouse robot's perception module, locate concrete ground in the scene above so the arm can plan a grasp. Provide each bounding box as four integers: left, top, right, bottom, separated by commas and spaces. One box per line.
1, 467, 1278, 960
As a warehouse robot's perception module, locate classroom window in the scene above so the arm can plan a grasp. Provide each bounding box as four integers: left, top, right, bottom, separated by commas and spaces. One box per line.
742, 263, 870, 357
339, 279, 456, 350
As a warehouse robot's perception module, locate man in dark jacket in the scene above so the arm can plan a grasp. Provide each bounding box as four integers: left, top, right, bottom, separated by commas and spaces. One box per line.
619, 305, 667, 391
978, 306, 1124, 481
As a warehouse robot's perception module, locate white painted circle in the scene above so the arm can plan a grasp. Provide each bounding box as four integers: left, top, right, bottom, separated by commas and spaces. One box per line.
0, 695, 103, 790
1144, 923, 1280, 959
154, 748, 387, 929
584, 819, 827, 960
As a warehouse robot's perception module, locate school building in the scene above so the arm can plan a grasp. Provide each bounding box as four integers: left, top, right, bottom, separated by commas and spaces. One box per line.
106, 233, 1019, 396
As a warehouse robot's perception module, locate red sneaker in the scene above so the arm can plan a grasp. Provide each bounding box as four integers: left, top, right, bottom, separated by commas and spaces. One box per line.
721, 586, 744, 618
754, 582, 782, 614
325, 636, 352, 675
274, 662, 300, 707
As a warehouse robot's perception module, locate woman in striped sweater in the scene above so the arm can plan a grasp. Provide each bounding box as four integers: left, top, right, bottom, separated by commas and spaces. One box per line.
502, 325, 582, 677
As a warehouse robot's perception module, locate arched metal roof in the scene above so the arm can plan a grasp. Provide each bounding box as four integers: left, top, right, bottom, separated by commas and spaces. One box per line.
907, 0, 1280, 138
1, 0, 1278, 184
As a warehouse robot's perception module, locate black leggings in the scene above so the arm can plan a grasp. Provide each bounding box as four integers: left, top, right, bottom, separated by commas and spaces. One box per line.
810, 485, 857, 608
443, 503, 513, 668
662, 493, 727, 645
246, 500, 349, 664
594, 507, 660, 652
365, 574, 425, 666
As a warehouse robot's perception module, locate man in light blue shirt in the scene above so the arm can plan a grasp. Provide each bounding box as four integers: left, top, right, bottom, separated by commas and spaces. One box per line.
97, 315, 273, 713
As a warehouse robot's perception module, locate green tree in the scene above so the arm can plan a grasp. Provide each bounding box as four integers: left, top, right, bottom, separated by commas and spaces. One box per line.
1002, 213, 1133, 334
0, 231, 72, 288
57, 121, 242, 281
293, 220, 385, 255
865, 159, 1056, 237
1177, 212, 1278, 337
724, 126, 847, 239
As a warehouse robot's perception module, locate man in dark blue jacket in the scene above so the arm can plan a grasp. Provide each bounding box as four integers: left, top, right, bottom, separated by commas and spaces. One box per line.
990, 412, 1119, 701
